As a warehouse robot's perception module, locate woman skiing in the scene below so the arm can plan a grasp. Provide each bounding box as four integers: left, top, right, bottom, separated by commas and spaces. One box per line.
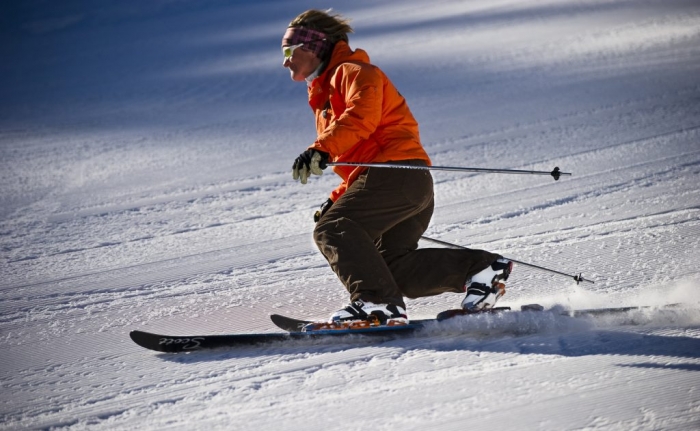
283, 9, 512, 326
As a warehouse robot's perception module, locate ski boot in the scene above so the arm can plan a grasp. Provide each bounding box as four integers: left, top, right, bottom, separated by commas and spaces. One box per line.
461, 257, 513, 311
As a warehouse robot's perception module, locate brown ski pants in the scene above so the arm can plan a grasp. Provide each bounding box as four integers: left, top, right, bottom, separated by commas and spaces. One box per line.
313, 160, 498, 309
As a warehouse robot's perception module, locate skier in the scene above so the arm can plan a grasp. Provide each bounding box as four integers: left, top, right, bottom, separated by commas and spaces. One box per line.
283, 9, 513, 327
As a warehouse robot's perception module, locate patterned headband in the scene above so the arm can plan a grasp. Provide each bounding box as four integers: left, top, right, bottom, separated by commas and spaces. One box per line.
282, 27, 332, 60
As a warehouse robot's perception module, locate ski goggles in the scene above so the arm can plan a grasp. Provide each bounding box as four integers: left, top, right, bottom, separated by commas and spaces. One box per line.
282, 39, 326, 61
282, 42, 305, 60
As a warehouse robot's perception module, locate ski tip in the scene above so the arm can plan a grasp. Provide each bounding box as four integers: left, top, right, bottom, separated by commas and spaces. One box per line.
270, 314, 313, 332
130, 330, 185, 353
129, 330, 153, 350
435, 306, 513, 321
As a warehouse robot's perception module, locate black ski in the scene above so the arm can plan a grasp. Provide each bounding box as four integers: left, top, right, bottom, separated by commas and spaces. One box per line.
130, 324, 420, 353
129, 330, 297, 353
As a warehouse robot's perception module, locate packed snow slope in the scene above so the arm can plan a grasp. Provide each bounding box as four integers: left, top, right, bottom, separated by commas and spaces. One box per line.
1, 0, 700, 429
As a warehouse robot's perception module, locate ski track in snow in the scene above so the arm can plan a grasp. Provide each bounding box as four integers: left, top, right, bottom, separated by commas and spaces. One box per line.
1, 0, 700, 430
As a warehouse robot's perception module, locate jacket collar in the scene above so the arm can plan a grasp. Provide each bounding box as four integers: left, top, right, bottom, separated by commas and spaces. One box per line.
308, 41, 371, 88
307, 41, 371, 109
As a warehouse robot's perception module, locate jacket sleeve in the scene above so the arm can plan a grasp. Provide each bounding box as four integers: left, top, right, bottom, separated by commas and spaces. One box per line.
311, 64, 383, 157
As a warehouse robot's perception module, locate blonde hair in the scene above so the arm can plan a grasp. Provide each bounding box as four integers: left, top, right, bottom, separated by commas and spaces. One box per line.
289, 9, 354, 43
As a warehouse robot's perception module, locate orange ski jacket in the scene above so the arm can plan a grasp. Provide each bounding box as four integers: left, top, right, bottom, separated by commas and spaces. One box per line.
307, 41, 431, 201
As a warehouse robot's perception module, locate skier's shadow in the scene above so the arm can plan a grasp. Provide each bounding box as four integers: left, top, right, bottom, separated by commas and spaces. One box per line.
410, 328, 700, 362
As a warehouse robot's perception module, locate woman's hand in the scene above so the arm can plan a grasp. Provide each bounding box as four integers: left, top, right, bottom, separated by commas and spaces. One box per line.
292, 149, 329, 184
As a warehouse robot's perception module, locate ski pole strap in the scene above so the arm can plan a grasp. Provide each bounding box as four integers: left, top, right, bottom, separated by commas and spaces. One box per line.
326, 162, 570, 181
420, 236, 595, 284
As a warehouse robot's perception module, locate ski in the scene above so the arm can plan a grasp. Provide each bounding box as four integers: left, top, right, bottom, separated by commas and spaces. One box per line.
129, 324, 420, 353
435, 306, 519, 321
270, 306, 527, 332
131, 303, 686, 353
271, 303, 683, 331
129, 330, 296, 353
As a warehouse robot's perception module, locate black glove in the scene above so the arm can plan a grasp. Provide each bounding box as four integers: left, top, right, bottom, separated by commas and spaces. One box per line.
292, 149, 329, 184
314, 198, 334, 222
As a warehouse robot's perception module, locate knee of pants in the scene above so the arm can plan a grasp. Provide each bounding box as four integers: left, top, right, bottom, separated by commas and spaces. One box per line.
313, 218, 335, 249
313, 217, 355, 252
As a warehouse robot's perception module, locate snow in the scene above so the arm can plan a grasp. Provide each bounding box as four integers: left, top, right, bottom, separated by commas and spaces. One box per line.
1, 0, 699, 429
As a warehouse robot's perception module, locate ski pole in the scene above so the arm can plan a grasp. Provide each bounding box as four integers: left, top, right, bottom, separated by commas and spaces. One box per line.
327, 162, 570, 181
420, 236, 595, 284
